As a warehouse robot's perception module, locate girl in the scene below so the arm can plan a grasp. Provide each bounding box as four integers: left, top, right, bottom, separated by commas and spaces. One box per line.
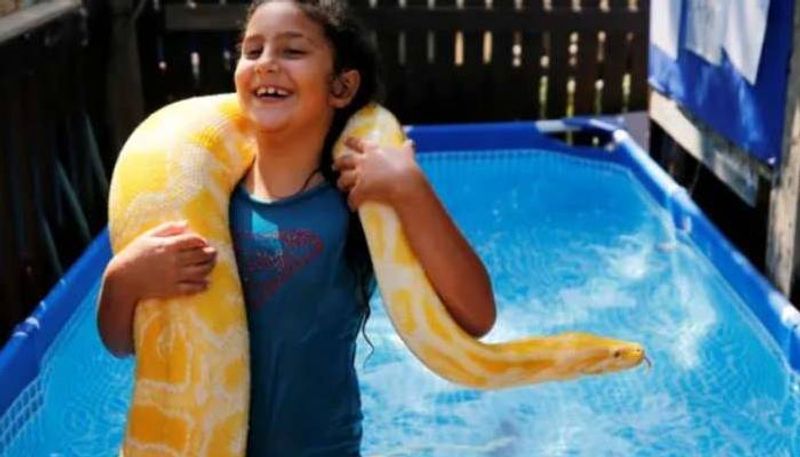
97, 0, 496, 455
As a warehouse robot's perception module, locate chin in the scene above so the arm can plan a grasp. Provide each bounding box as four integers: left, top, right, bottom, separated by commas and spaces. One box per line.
246, 109, 291, 132
251, 118, 289, 132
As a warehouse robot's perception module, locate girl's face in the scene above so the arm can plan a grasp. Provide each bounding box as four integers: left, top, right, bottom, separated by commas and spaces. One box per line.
234, 1, 337, 134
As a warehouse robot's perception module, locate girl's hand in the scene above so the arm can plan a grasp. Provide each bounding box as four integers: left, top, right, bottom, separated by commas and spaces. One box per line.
98, 220, 215, 357
333, 137, 423, 210
110, 220, 217, 299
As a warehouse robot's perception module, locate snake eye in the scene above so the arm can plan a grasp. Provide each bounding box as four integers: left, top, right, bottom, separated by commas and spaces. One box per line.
613, 349, 622, 358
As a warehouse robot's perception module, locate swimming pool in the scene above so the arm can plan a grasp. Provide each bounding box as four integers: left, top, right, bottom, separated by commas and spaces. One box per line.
2, 119, 800, 456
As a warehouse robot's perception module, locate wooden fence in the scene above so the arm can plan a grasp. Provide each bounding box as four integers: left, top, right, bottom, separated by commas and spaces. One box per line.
136, 0, 649, 124
0, 2, 110, 342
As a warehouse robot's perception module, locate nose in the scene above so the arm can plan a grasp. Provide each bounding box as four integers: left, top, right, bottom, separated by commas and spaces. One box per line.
255, 49, 279, 75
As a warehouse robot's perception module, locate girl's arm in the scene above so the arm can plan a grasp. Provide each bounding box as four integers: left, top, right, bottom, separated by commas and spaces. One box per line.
334, 138, 496, 337
97, 221, 217, 357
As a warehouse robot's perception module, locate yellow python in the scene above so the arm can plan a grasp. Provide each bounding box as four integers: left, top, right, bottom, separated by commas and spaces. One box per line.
108, 93, 645, 456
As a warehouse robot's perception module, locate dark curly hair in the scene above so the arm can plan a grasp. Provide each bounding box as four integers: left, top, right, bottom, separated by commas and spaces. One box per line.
243, 0, 382, 343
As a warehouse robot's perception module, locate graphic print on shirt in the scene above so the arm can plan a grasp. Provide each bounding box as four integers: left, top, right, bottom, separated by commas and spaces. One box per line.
234, 228, 324, 309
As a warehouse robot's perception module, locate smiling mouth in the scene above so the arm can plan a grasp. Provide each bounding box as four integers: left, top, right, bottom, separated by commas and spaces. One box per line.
254, 86, 291, 100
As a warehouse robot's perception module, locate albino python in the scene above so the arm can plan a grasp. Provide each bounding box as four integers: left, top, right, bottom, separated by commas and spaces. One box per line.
108, 93, 646, 457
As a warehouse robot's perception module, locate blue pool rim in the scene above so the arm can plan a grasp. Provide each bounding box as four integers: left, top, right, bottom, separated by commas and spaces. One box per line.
2, 117, 800, 418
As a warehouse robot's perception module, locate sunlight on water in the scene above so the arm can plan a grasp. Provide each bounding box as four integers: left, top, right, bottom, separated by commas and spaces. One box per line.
357, 150, 800, 456
2, 149, 799, 456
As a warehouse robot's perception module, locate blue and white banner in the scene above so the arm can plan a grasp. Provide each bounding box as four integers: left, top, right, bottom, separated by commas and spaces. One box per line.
649, 0, 793, 165
651, 0, 683, 60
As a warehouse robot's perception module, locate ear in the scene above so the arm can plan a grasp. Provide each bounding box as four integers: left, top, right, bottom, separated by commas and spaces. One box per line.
329, 69, 361, 108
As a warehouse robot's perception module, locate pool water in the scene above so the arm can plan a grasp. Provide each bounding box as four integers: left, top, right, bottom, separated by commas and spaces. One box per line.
3, 149, 800, 456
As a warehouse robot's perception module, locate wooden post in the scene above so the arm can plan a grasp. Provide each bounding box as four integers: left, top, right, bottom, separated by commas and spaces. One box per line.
106, 0, 144, 151
649, 90, 769, 206
766, 0, 800, 300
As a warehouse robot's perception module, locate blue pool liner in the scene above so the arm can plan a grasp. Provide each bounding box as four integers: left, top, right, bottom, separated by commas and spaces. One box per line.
0, 231, 112, 415
408, 118, 800, 371
613, 130, 800, 368
3, 118, 800, 420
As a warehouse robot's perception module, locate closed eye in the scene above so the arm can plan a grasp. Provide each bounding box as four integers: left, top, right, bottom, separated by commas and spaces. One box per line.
243, 47, 262, 60
283, 48, 307, 57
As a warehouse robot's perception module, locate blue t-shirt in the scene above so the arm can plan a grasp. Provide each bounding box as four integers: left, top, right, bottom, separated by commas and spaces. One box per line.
230, 182, 363, 457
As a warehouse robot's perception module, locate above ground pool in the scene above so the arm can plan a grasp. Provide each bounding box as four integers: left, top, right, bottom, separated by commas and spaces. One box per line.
2, 119, 800, 456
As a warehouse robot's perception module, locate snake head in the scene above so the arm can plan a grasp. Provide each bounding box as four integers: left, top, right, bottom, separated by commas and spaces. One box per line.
608, 343, 647, 372
561, 333, 646, 376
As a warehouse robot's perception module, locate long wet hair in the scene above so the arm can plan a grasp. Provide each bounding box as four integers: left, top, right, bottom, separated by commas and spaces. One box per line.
242, 0, 381, 341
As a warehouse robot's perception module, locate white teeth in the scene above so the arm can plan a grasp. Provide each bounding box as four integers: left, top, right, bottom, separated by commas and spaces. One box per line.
255, 86, 289, 97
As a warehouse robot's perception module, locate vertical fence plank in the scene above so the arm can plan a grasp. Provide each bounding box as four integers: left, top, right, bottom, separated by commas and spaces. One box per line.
541, 0, 570, 119
457, 0, 486, 122
516, 0, 543, 120
196, 33, 233, 94
107, 0, 146, 151
601, 0, 627, 113
574, 0, 599, 115
372, 0, 404, 121
371, 0, 396, 109
137, 1, 169, 113
430, 0, 457, 122
601, 30, 626, 113
403, 0, 431, 123
545, 4, 569, 119
627, 0, 648, 111
162, 32, 195, 103
488, 0, 516, 119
